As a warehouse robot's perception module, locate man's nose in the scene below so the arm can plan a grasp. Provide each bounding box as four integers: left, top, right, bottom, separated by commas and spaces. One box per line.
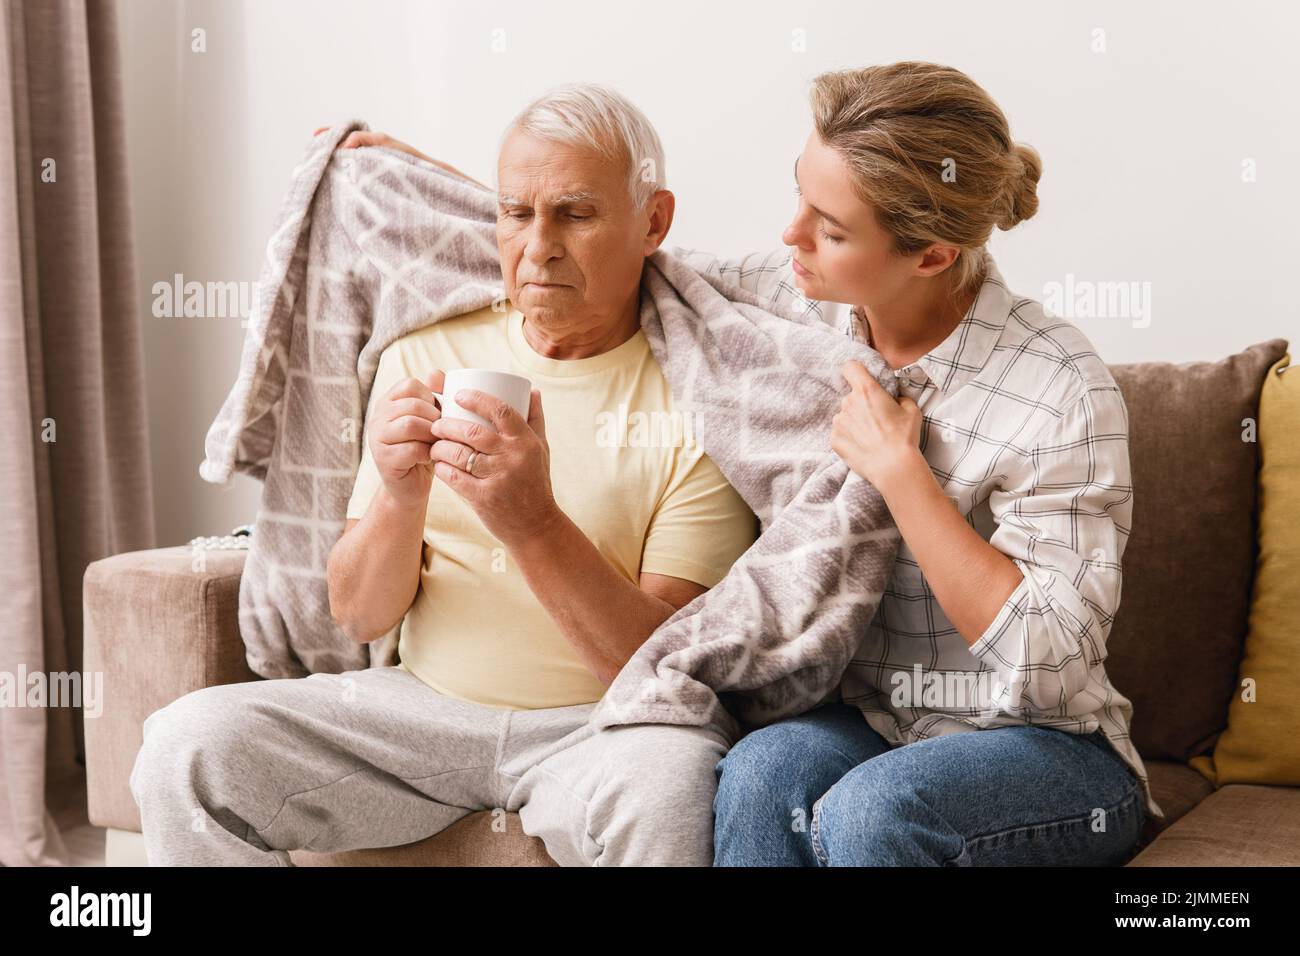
523, 218, 564, 264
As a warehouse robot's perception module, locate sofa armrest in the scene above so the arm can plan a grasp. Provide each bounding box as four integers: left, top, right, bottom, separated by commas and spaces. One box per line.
82, 545, 259, 831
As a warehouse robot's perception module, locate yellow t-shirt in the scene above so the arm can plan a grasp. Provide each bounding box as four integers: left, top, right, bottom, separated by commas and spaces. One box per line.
346, 303, 758, 710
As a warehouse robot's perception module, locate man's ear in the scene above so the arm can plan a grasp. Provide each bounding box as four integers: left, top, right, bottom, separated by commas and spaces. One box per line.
642, 189, 675, 255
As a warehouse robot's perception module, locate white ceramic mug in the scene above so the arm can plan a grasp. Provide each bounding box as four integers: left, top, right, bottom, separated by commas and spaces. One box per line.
431, 368, 532, 430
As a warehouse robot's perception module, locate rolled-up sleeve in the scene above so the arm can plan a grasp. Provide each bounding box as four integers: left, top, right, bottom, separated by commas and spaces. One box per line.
968, 385, 1133, 713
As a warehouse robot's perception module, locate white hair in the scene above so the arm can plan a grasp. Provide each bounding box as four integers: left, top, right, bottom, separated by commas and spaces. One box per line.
499, 83, 666, 210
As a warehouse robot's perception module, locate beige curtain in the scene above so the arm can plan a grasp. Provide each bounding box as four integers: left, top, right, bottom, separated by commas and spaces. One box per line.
0, 0, 152, 866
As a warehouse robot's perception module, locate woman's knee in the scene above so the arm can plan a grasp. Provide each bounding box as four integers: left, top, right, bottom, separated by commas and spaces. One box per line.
809, 739, 1148, 866
715, 705, 882, 828
713, 725, 798, 825
810, 760, 969, 866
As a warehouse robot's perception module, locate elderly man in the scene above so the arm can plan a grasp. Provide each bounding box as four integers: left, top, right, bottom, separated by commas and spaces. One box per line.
128, 85, 757, 867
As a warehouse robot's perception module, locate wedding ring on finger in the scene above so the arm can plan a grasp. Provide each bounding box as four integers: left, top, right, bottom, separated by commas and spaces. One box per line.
465, 450, 479, 477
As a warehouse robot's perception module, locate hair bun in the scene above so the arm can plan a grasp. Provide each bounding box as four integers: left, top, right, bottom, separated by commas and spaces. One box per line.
997, 142, 1042, 230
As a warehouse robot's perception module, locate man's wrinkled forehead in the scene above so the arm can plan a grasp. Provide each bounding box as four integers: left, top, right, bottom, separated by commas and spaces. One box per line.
496, 133, 620, 207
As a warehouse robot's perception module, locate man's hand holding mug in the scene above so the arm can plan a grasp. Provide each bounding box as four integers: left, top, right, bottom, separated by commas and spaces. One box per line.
369, 369, 446, 510
428, 369, 558, 549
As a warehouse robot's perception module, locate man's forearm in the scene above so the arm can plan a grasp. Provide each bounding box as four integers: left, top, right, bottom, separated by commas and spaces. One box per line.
507, 508, 677, 684
327, 487, 426, 642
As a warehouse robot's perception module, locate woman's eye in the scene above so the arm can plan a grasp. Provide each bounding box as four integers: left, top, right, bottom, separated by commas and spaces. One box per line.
818, 224, 844, 244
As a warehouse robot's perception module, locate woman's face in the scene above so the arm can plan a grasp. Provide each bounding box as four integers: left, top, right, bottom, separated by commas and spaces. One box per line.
782, 131, 928, 310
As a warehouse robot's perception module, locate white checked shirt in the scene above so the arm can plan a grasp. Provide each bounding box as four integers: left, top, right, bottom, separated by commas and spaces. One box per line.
677, 245, 1164, 822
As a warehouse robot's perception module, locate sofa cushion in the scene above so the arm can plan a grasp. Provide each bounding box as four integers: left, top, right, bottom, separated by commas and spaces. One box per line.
1105, 339, 1288, 762
289, 810, 555, 866
1127, 784, 1300, 866
1137, 760, 1215, 850
292, 768, 1212, 867
1191, 354, 1300, 786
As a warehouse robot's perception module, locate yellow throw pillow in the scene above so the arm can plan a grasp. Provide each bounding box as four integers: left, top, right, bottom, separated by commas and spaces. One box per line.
1192, 353, 1300, 785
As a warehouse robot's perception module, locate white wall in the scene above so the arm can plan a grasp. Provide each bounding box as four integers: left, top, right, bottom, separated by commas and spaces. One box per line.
118, 0, 1299, 545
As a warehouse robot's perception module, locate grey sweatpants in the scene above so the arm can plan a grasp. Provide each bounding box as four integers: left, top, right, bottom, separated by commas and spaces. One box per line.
128, 665, 733, 866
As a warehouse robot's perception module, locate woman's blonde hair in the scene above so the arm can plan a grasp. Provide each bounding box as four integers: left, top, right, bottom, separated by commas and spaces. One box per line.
810, 61, 1041, 296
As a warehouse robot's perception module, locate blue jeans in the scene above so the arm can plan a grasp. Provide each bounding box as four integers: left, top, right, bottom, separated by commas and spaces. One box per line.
713, 702, 1145, 866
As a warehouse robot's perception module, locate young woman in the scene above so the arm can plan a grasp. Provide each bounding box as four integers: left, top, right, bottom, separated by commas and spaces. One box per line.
692, 61, 1163, 866
321, 61, 1163, 865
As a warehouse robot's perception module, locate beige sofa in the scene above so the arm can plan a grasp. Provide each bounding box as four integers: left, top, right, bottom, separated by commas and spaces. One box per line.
83, 338, 1300, 866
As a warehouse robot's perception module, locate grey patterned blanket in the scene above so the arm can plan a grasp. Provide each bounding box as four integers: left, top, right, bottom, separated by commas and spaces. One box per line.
200, 122, 901, 739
